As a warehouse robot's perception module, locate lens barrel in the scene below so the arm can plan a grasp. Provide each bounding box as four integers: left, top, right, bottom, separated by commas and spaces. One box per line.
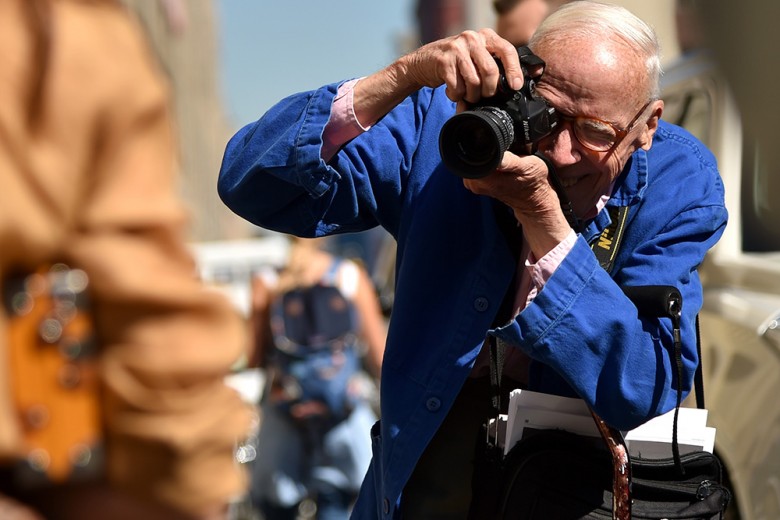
439, 106, 515, 179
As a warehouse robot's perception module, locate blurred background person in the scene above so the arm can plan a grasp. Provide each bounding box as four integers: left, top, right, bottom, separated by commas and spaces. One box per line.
248, 237, 386, 519
493, 0, 552, 47
417, 0, 571, 47
0, 0, 252, 518
674, 0, 705, 56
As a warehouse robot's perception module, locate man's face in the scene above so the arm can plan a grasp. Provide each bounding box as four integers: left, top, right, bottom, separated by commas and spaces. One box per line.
532, 37, 662, 217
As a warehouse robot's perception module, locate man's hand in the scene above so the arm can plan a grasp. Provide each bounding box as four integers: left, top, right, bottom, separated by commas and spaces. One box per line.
463, 152, 572, 257
353, 29, 523, 127
463, 152, 554, 216
399, 28, 524, 104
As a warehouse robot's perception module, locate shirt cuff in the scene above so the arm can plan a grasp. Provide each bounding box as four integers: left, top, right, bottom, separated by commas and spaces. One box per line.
321, 77, 371, 162
526, 229, 578, 292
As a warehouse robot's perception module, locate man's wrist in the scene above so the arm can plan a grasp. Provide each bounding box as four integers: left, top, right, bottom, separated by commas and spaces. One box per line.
514, 203, 573, 258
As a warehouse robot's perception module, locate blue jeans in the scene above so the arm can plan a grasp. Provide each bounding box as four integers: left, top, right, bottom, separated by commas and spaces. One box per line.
250, 401, 376, 517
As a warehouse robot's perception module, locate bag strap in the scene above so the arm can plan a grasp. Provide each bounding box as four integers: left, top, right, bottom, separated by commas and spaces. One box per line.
486, 199, 524, 418
591, 413, 632, 519
694, 314, 705, 409
486, 158, 636, 519
620, 286, 688, 470
588, 206, 633, 520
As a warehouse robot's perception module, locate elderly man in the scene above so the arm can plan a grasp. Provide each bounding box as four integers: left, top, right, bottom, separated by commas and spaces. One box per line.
218, 1, 727, 518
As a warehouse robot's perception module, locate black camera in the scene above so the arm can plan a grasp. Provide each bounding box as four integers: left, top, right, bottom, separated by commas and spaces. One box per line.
439, 47, 559, 179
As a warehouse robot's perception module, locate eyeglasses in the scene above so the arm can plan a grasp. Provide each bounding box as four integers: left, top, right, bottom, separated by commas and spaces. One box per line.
555, 100, 653, 153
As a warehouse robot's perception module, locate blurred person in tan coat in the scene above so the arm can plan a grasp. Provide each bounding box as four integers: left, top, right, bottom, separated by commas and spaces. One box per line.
0, 0, 252, 518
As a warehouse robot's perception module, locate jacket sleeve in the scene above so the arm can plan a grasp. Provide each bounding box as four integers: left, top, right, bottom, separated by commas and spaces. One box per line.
218, 83, 447, 239
495, 145, 728, 431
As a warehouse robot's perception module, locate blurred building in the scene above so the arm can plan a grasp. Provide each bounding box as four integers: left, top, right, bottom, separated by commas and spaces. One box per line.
119, 0, 252, 242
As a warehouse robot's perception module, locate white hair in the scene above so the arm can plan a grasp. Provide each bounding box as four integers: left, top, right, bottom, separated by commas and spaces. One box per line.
529, 1, 663, 99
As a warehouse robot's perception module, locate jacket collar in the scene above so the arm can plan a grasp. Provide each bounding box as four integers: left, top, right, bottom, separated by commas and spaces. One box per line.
581, 148, 648, 243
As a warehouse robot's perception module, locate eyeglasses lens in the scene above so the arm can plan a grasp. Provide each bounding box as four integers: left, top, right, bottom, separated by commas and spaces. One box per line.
573, 118, 617, 152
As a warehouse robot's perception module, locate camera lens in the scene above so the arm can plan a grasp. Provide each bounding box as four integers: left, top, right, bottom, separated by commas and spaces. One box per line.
439, 106, 515, 179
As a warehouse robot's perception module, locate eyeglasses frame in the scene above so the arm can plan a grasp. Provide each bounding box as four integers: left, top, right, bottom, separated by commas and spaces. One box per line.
555, 99, 654, 153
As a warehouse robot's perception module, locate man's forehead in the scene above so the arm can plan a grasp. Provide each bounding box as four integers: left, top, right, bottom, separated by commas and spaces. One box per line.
535, 37, 646, 111
537, 36, 633, 74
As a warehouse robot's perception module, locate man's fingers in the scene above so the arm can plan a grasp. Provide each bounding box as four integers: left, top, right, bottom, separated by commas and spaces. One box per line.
497, 151, 549, 177
486, 30, 524, 90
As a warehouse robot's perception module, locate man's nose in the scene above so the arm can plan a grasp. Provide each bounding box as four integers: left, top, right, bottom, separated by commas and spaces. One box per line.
538, 121, 581, 167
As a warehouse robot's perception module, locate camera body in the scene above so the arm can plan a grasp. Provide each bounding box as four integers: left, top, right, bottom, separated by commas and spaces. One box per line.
439, 47, 559, 179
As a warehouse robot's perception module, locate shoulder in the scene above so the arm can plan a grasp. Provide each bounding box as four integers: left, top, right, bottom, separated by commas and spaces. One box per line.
633, 120, 726, 227
650, 120, 718, 174
645, 120, 723, 200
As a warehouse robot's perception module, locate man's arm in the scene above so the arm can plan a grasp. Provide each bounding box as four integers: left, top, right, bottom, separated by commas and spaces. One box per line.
220, 28, 527, 236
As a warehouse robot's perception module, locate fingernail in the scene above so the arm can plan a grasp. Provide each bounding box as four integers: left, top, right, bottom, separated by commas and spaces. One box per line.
511, 76, 523, 90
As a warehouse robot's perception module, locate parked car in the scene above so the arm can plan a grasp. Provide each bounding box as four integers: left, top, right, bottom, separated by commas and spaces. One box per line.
661, 50, 780, 520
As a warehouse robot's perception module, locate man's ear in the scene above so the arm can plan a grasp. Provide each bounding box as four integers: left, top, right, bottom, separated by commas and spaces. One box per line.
638, 99, 664, 150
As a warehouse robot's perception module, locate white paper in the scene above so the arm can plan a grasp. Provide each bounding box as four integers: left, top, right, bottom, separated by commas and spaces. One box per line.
504, 389, 596, 455
623, 407, 714, 457
503, 388, 717, 457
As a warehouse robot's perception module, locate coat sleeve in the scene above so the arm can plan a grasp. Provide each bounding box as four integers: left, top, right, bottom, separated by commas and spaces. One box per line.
218, 83, 448, 239
495, 143, 728, 431
65, 5, 252, 515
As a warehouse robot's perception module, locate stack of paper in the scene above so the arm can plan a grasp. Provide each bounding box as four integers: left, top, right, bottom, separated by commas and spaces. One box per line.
624, 406, 716, 458
501, 388, 716, 458
502, 389, 597, 455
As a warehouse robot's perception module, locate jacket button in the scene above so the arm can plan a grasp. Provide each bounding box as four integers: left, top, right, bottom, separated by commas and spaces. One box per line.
426, 397, 441, 411
383, 498, 390, 514
473, 297, 489, 312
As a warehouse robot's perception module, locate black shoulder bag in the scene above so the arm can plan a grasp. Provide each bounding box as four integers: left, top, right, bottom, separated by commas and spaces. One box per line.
475, 289, 732, 520
468, 172, 732, 518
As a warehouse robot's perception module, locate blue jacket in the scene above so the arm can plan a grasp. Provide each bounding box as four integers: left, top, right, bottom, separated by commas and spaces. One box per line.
218, 82, 728, 519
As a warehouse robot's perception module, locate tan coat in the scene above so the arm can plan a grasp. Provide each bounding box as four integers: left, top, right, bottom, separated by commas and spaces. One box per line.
0, 0, 251, 515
